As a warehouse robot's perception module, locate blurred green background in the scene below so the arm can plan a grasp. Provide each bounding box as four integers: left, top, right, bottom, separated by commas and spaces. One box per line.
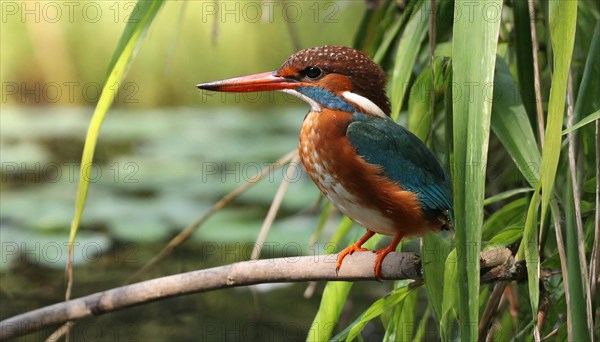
2, 0, 364, 107
1, 1, 395, 340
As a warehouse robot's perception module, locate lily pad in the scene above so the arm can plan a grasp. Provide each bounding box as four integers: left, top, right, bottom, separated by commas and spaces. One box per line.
0, 224, 110, 270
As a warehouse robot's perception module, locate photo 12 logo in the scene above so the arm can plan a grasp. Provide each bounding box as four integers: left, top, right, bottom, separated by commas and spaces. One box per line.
1, 1, 141, 24
1, 162, 140, 184
200, 1, 339, 24
2, 82, 139, 105
200, 161, 305, 184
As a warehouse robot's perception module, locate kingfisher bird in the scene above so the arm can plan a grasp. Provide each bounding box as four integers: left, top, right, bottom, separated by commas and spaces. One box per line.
197, 46, 453, 280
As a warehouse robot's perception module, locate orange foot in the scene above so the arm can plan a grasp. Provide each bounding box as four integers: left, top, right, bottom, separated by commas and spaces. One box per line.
336, 231, 375, 273
373, 233, 404, 281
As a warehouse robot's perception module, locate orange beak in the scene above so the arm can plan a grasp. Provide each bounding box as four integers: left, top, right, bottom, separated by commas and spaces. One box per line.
196, 71, 298, 93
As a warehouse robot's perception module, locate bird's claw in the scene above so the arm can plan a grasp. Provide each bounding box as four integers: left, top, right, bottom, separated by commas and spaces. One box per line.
335, 244, 369, 274
373, 247, 394, 281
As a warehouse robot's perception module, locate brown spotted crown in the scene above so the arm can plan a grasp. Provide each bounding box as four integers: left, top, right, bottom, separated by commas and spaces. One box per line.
278, 46, 391, 116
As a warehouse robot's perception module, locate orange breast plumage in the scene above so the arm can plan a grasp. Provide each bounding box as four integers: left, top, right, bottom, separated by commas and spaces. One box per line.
299, 110, 404, 236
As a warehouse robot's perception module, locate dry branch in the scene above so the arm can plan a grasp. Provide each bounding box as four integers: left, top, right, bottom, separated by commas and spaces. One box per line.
1, 248, 523, 340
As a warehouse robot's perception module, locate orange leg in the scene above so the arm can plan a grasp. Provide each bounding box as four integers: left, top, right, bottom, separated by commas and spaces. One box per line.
373, 232, 404, 280
336, 230, 376, 273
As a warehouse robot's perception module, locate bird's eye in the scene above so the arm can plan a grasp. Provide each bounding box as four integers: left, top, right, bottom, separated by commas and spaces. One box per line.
304, 67, 322, 79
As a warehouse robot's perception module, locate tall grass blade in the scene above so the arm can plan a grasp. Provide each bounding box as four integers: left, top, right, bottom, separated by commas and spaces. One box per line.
412, 306, 431, 342
483, 188, 534, 206
491, 58, 541, 188
512, 0, 537, 124
549, 199, 572, 339
574, 21, 600, 317
565, 179, 592, 340
66, 0, 164, 300
561, 109, 600, 135
390, 1, 428, 120
422, 232, 450, 324
408, 66, 434, 142
383, 285, 418, 341
540, 0, 577, 231
482, 197, 528, 245
566, 69, 594, 340
451, 1, 502, 339
359, 0, 401, 58
69, 0, 164, 248
353, 5, 382, 52
396, 285, 418, 341
440, 249, 458, 340
593, 120, 600, 315
573, 20, 600, 128
307, 217, 354, 341
372, 0, 421, 63
308, 281, 353, 341
517, 187, 540, 327
533, 0, 578, 335
331, 281, 413, 341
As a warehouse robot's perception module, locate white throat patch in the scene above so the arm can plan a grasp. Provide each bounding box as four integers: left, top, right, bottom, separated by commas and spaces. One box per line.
281, 89, 322, 112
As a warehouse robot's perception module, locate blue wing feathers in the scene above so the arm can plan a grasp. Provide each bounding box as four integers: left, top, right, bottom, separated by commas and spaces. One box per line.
346, 115, 453, 217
